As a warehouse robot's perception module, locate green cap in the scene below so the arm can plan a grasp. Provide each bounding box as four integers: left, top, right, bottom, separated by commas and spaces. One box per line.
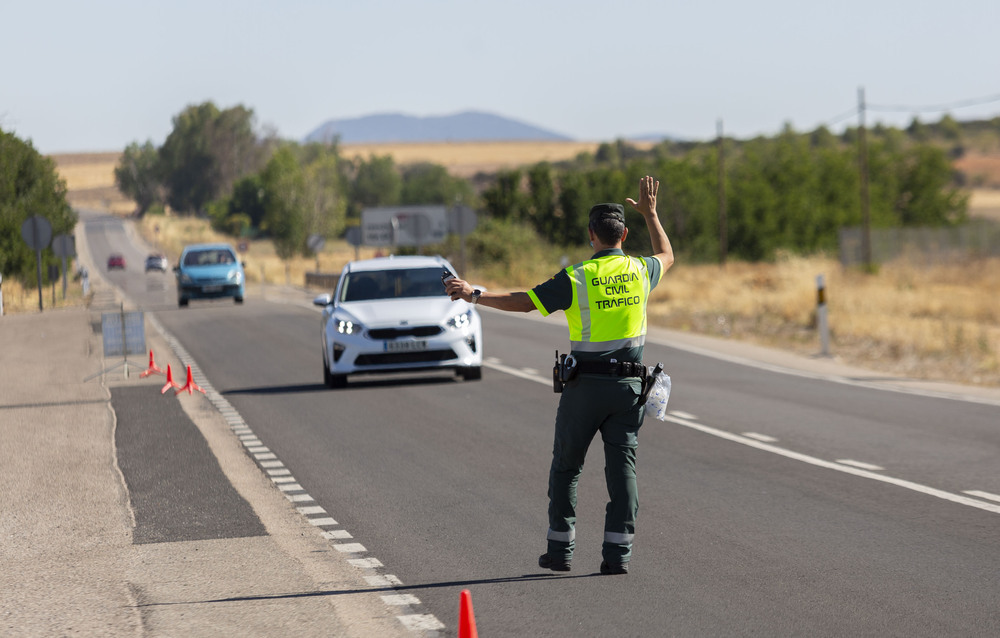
589, 203, 625, 223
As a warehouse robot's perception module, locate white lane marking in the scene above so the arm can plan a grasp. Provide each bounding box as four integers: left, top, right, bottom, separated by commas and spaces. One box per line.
348, 557, 383, 568
382, 594, 421, 606
259, 460, 284, 468
254, 452, 277, 460
271, 476, 297, 484
666, 414, 1000, 515
670, 410, 698, 420
743, 432, 778, 442
278, 483, 304, 491
397, 615, 446, 631
268, 468, 292, 477
483, 359, 548, 384
286, 494, 314, 502
322, 530, 353, 540
963, 490, 1000, 503
522, 367, 539, 375
247, 446, 269, 453
308, 517, 338, 526
297, 505, 326, 515
334, 543, 367, 553
836, 459, 884, 471
481, 355, 998, 517
366, 574, 403, 586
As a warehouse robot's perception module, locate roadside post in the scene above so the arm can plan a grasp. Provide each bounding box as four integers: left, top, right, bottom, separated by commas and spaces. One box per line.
20, 215, 52, 312
817, 274, 830, 356
52, 233, 75, 300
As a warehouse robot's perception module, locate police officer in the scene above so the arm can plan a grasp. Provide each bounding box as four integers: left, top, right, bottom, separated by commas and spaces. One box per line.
446, 175, 674, 575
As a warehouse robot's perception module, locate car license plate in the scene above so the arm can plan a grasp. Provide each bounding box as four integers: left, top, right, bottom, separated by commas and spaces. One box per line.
202, 285, 223, 293
385, 340, 427, 352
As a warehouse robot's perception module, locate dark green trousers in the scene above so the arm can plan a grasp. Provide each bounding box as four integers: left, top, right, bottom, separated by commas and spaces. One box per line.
546, 374, 644, 564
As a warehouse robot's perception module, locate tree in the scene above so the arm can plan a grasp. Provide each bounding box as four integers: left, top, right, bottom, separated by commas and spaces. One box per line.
400, 162, 473, 206
158, 102, 268, 214
301, 145, 348, 242
0, 129, 77, 283
349, 154, 401, 217
114, 140, 161, 216
259, 147, 307, 263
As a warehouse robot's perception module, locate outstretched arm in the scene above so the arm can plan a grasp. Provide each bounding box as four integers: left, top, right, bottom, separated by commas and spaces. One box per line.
445, 279, 535, 313
626, 175, 674, 271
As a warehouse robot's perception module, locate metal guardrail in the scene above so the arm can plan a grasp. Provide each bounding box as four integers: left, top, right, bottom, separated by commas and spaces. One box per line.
304, 272, 340, 290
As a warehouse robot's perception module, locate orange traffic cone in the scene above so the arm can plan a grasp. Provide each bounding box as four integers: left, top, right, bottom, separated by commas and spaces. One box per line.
459, 589, 478, 638
175, 365, 206, 395
140, 349, 165, 378
160, 365, 180, 394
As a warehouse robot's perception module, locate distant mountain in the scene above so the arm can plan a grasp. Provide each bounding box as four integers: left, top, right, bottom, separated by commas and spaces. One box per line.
304, 110, 573, 144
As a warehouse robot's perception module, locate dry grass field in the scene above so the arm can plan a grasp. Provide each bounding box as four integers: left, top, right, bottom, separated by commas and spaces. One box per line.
18, 143, 999, 387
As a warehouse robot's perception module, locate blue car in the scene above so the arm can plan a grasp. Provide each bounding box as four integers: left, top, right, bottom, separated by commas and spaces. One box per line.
174, 243, 245, 307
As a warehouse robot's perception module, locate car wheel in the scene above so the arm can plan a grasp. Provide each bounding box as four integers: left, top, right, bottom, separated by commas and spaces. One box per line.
178, 297, 189, 307
234, 296, 244, 304
461, 366, 482, 381
323, 354, 347, 388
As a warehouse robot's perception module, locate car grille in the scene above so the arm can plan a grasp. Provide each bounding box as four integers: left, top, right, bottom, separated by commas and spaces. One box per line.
355, 349, 458, 366
368, 326, 443, 339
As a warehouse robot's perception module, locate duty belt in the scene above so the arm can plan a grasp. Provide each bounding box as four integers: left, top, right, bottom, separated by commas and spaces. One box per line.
576, 360, 645, 378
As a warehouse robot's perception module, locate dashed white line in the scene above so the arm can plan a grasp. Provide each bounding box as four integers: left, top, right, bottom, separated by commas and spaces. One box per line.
286, 494, 314, 503
308, 517, 339, 526
667, 414, 1000, 516
743, 432, 778, 442
366, 574, 403, 586
334, 543, 368, 553
382, 594, 421, 606
297, 505, 326, 515
322, 530, 353, 540
268, 468, 292, 477
271, 476, 297, 484
669, 410, 698, 420
259, 460, 284, 468
348, 557, 383, 569
254, 452, 277, 460
277, 483, 303, 492
397, 615, 446, 631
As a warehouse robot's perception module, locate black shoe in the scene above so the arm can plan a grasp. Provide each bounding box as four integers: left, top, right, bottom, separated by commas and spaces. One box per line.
600, 560, 629, 575
538, 553, 571, 572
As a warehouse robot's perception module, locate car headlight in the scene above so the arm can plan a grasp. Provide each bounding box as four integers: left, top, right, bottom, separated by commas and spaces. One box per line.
336, 319, 358, 335
179, 273, 192, 283
228, 269, 243, 284
446, 309, 473, 330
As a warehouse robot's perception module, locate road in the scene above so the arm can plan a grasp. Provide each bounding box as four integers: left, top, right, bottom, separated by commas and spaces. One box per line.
88, 212, 1000, 637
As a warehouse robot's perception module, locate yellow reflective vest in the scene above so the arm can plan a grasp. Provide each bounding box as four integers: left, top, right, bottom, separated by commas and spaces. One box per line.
563, 254, 652, 353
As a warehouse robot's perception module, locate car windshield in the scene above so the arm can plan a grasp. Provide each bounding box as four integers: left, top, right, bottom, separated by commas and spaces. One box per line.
341, 267, 448, 302
183, 249, 236, 266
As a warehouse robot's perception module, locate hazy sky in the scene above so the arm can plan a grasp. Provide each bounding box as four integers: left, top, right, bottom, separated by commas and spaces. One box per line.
3, 0, 999, 153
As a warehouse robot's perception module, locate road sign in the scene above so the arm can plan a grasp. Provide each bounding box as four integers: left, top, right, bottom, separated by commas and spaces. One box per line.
307, 234, 326, 253
21, 216, 52, 251
52, 234, 75, 257
361, 206, 448, 247
448, 206, 478, 236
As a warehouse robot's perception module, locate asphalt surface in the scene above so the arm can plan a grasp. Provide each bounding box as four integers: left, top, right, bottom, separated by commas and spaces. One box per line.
4, 210, 999, 636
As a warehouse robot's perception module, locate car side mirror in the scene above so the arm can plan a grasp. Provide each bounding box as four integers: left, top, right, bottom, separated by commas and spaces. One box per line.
313, 293, 333, 307
173, 265, 180, 273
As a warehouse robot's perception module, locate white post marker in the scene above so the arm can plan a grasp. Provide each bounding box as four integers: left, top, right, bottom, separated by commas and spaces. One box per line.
816, 274, 830, 356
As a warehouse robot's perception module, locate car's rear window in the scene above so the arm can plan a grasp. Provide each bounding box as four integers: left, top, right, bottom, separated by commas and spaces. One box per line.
183, 249, 236, 266
341, 267, 448, 302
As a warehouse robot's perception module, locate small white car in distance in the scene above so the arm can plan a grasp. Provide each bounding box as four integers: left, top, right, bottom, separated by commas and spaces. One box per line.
313, 255, 483, 388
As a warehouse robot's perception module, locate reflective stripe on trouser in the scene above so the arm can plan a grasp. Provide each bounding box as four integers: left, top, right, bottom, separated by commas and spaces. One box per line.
546, 374, 643, 563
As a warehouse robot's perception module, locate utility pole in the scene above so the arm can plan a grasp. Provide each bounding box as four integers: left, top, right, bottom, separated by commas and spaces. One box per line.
857, 87, 872, 271
717, 118, 728, 266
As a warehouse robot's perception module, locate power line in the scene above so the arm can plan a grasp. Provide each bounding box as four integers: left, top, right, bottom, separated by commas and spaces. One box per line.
867, 92, 1000, 114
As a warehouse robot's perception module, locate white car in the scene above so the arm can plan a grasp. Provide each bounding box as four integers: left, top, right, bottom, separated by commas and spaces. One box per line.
313, 255, 483, 388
